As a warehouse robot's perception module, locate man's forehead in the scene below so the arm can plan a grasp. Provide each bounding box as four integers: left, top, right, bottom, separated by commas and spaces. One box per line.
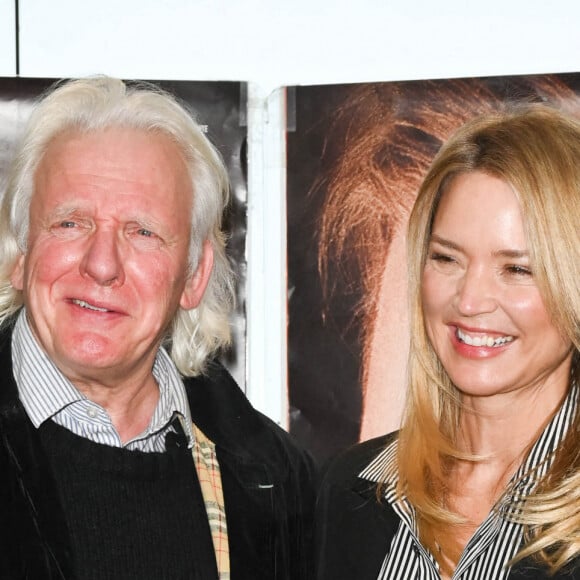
39, 126, 186, 166
35, 129, 191, 192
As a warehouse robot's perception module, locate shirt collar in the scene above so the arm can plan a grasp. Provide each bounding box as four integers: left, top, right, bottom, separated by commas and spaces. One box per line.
11, 308, 195, 447
359, 381, 579, 501
501, 381, 578, 505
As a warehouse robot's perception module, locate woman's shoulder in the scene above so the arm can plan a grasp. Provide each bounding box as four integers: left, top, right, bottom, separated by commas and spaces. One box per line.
321, 431, 398, 488
315, 432, 400, 579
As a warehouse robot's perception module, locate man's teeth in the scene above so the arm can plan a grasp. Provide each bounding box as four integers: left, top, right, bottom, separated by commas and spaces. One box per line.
456, 328, 514, 347
72, 299, 108, 312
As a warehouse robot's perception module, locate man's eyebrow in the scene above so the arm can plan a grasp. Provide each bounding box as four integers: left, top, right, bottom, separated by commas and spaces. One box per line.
47, 205, 83, 219
126, 216, 166, 230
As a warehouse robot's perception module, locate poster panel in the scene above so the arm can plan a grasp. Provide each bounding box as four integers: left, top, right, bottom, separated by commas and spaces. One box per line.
0, 77, 247, 388
287, 73, 580, 462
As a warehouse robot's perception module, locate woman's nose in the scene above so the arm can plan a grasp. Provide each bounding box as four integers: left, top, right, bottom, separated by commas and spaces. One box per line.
454, 266, 497, 316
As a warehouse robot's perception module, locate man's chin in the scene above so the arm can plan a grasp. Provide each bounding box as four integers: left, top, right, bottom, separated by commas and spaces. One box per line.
52, 340, 124, 377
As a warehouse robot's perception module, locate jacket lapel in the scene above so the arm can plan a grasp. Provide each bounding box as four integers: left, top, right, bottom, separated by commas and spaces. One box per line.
0, 329, 73, 578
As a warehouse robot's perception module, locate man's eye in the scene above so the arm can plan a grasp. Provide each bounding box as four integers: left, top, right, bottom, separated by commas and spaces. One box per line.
137, 228, 154, 238
59, 221, 77, 228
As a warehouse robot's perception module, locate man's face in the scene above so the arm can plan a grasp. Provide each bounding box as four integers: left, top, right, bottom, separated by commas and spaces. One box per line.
11, 127, 212, 388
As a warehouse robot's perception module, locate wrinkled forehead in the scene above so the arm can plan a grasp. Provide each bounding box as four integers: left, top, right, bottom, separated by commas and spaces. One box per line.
31, 127, 193, 224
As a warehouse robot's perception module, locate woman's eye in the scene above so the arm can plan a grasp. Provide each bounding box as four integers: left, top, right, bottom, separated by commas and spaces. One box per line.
429, 252, 455, 264
505, 264, 533, 277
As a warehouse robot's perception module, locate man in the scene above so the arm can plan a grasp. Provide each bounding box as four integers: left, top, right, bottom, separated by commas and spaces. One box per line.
0, 76, 315, 579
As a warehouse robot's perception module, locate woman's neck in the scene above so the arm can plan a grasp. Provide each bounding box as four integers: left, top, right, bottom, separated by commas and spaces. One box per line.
434, 376, 571, 577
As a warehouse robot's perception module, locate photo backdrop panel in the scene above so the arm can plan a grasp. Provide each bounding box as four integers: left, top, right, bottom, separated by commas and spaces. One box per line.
287, 73, 580, 463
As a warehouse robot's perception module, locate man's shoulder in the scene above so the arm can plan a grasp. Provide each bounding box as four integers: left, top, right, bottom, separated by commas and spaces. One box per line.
184, 360, 314, 469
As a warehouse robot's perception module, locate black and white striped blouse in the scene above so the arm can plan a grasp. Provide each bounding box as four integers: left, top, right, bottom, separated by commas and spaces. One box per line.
359, 385, 578, 580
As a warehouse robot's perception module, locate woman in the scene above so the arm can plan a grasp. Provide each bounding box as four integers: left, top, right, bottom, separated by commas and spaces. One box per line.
316, 104, 580, 579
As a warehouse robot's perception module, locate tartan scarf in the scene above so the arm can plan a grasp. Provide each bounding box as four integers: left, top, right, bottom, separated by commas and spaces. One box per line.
192, 422, 230, 580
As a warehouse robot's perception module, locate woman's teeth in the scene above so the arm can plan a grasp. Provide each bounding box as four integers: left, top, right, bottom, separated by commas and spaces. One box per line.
456, 328, 514, 347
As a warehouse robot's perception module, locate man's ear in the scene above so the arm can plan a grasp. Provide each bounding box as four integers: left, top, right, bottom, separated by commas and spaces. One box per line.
180, 241, 214, 311
10, 253, 25, 291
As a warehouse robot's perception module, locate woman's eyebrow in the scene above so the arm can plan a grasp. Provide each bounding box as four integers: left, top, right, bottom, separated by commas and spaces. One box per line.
430, 234, 529, 259
493, 249, 529, 259
429, 234, 461, 251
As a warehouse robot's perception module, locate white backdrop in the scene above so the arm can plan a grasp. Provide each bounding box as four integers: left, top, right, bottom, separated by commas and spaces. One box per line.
1, 0, 580, 426
0, 1, 15, 76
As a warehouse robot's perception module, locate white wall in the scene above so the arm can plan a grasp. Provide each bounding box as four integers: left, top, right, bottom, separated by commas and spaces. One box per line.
14, 0, 580, 91
0, 1, 15, 76
4, 0, 580, 425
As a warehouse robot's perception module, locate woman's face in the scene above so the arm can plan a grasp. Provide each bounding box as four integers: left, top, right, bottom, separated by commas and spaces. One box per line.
421, 171, 573, 403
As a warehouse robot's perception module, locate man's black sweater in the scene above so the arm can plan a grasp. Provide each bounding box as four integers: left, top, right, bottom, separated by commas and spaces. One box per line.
39, 419, 219, 580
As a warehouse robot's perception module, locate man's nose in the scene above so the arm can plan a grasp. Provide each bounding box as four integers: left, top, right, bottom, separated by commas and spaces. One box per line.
454, 266, 497, 316
80, 227, 125, 287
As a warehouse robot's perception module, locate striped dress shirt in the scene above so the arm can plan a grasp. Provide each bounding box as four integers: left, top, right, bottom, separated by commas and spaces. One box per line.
359, 384, 578, 580
12, 309, 195, 451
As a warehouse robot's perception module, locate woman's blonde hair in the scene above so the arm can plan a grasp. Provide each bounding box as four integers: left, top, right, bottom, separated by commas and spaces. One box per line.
0, 76, 234, 375
399, 104, 580, 572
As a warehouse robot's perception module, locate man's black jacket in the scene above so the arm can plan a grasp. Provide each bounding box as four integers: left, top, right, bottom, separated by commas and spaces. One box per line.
0, 332, 316, 579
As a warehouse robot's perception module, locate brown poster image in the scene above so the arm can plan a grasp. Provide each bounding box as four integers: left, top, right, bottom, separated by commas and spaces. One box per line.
287, 72, 580, 463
